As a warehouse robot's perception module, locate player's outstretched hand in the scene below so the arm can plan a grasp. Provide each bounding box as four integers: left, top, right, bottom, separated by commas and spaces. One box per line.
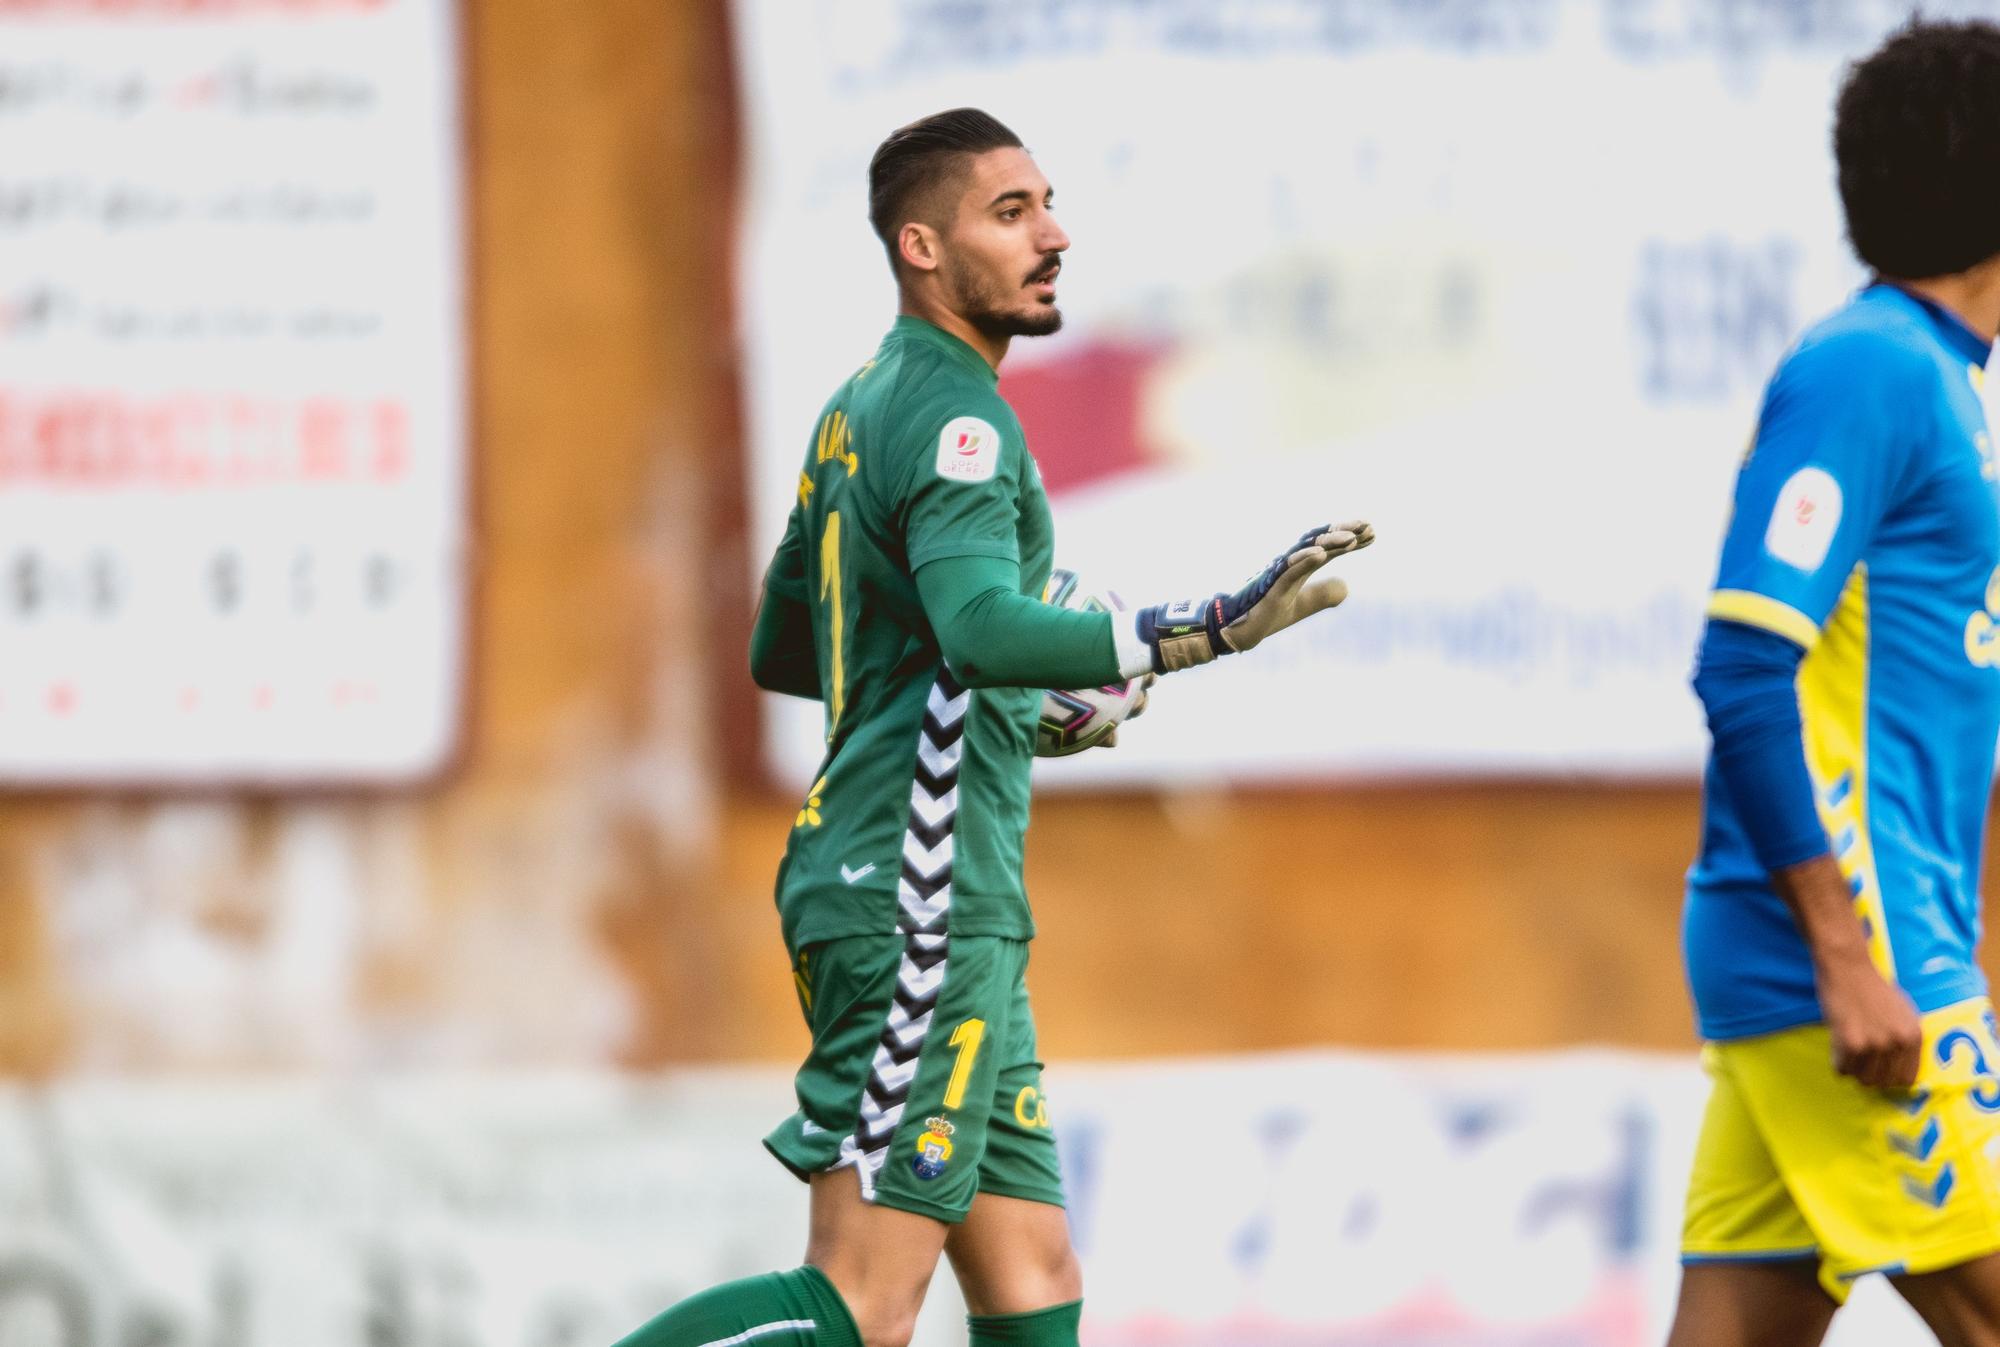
1820, 954, 1923, 1089
1219, 520, 1373, 653
1133, 520, 1374, 675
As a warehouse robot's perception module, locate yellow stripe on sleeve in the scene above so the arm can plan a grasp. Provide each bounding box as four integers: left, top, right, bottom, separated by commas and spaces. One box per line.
1707, 589, 1823, 650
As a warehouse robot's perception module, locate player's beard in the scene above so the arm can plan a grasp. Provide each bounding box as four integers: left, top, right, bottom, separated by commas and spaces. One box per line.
945, 251, 1063, 339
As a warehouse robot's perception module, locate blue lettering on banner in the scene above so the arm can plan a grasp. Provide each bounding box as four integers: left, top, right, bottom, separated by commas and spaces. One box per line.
846, 0, 1970, 81
1283, 587, 1703, 689
1230, 1109, 1313, 1274
1633, 236, 1800, 403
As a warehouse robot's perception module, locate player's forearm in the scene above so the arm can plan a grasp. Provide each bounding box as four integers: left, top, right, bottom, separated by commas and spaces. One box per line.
749, 587, 823, 700
1771, 854, 1876, 972
945, 585, 1119, 687
915, 556, 1120, 689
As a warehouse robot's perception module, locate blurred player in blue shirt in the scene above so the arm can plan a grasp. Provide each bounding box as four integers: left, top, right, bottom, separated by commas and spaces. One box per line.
1672, 19, 2000, 1347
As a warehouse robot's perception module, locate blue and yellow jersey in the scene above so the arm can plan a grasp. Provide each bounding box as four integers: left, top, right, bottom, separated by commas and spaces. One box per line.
1686, 284, 2000, 1041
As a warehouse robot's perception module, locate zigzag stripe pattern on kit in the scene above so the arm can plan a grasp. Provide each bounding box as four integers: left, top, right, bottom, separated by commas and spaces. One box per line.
834, 670, 967, 1197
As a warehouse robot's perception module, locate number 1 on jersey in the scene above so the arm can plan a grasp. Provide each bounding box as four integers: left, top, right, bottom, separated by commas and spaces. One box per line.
942, 1017, 987, 1111
820, 511, 846, 736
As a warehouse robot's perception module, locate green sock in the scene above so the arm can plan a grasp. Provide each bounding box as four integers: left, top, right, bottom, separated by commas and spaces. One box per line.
967, 1300, 1083, 1345
612, 1266, 860, 1347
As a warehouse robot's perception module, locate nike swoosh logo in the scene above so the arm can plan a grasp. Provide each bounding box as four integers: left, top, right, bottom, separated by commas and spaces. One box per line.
841, 862, 877, 885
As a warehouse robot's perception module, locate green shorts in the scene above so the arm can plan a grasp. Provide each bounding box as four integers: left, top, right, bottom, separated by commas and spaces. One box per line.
763, 933, 1064, 1224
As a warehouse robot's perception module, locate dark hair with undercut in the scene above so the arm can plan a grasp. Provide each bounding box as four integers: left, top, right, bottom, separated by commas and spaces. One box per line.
867, 108, 1024, 272
1835, 18, 2000, 279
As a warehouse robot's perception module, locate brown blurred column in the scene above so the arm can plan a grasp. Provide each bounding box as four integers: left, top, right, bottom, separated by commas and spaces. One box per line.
0, 804, 73, 1075
0, 0, 750, 1074
470, 0, 742, 1063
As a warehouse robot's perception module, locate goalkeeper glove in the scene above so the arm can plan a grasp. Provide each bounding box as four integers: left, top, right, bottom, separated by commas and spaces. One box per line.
1126, 520, 1373, 676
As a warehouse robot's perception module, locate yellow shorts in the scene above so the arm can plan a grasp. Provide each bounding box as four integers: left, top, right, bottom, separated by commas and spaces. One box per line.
1682, 996, 2000, 1301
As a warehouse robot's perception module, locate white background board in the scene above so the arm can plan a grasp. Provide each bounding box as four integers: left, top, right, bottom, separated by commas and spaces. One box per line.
736, 0, 2000, 786
0, 0, 466, 784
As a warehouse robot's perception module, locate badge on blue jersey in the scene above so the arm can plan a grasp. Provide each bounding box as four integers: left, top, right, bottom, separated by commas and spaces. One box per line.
1762, 467, 1843, 572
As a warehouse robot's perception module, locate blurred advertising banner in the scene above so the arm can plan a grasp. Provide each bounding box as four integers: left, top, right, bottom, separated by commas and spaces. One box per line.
0, 0, 466, 785
0, 1053, 1930, 1346
735, 0, 2000, 785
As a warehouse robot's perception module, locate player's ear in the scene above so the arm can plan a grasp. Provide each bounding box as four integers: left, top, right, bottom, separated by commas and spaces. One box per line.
899, 221, 941, 274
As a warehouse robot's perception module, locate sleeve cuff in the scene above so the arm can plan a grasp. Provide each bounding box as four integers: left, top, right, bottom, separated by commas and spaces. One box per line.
1707, 589, 1822, 650
1757, 835, 1834, 874
1113, 613, 1155, 679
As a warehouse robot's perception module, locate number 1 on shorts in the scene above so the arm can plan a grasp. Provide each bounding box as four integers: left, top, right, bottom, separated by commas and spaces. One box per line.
942, 1018, 987, 1110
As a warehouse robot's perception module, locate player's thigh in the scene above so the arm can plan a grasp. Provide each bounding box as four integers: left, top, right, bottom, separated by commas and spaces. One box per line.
859, 934, 1026, 1225
764, 934, 907, 1183
1666, 1261, 1836, 1347
1671, 1037, 1839, 1345
946, 943, 1079, 1316
1680, 1042, 1825, 1280
761, 936, 951, 1345
765, 931, 1014, 1224
1894, 1250, 2000, 1347
970, 942, 1065, 1212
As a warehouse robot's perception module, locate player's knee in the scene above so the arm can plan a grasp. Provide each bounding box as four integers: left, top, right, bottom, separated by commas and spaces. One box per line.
813, 1264, 924, 1347
846, 1297, 920, 1347
984, 1241, 1083, 1312
1042, 1242, 1084, 1304
958, 1226, 1083, 1315
812, 1268, 926, 1347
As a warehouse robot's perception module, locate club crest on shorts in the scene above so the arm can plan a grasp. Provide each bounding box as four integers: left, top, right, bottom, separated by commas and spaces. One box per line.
912, 1116, 956, 1181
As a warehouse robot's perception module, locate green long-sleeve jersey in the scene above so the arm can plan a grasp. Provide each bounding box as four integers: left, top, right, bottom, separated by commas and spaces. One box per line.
764, 316, 1064, 952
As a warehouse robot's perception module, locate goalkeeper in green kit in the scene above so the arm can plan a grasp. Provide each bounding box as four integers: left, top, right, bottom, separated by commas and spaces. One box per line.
612, 109, 1373, 1347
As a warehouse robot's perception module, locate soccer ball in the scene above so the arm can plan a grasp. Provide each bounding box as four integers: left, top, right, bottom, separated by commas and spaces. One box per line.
1036, 569, 1151, 757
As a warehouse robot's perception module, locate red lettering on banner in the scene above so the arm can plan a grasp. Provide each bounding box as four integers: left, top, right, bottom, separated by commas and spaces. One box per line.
0, 390, 414, 488
299, 398, 349, 479
370, 398, 409, 481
